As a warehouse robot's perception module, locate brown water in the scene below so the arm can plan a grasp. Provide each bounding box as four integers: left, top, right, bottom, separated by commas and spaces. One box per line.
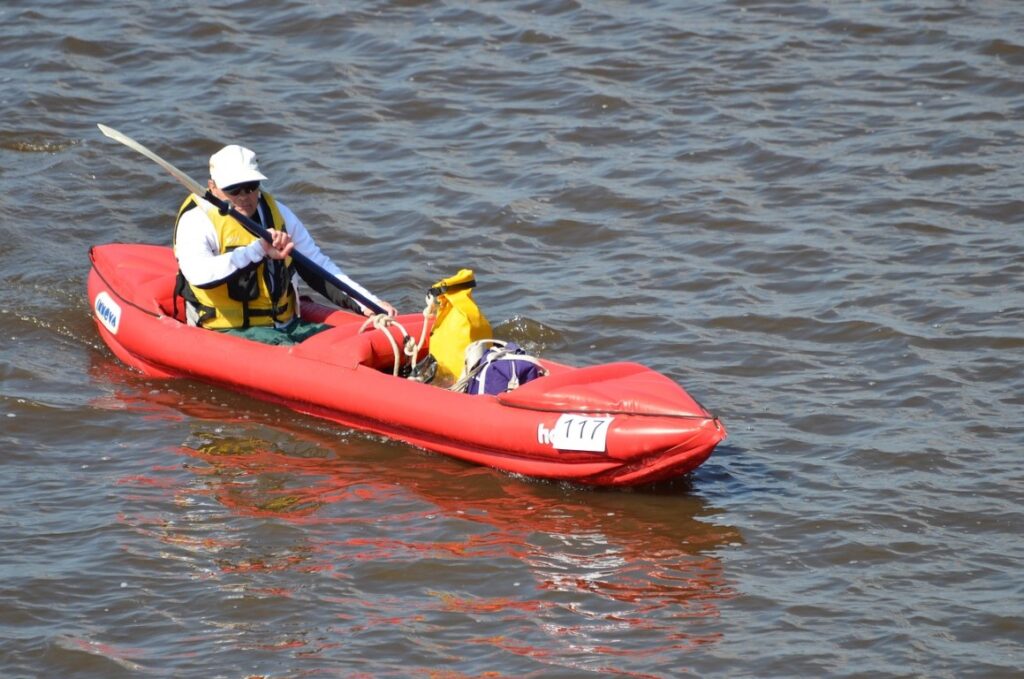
2, 1, 1022, 677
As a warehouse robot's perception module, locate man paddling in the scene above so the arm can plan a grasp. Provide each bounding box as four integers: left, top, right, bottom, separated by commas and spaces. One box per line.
173, 144, 395, 345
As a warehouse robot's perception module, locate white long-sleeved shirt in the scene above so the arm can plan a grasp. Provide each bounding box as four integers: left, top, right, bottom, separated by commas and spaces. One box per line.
173, 195, 384, 318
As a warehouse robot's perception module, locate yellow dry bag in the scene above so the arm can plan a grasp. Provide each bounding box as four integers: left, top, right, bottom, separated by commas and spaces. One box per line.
427, 269, 492, 384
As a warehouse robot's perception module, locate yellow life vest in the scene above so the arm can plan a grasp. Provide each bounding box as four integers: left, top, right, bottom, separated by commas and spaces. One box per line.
427, 269, 492, 383
172, 192, 297, 330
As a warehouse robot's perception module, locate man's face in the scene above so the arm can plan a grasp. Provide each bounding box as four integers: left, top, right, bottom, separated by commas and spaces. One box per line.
209, 180, 260, 217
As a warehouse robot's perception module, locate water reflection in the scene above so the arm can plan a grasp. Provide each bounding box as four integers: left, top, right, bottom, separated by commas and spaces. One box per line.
91, 355, 740, 671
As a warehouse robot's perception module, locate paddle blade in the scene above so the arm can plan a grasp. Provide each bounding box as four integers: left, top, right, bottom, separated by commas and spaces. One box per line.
97, 124, 206, 197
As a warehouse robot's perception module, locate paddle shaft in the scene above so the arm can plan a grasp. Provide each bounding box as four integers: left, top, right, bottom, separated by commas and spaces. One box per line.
96, 124, 386, 315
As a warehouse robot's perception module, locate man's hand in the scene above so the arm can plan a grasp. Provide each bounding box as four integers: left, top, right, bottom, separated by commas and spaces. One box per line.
364, 300, 397, 318
261, 230, 295, 259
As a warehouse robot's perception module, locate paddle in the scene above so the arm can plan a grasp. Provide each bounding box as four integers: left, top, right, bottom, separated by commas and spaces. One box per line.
96, 124, 387, 315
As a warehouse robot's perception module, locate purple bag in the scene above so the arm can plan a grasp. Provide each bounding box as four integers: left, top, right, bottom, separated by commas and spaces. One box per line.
465, 341, 546, 395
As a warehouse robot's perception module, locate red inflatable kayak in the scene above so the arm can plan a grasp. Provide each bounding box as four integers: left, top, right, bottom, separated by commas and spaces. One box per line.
87, 244, 726, 487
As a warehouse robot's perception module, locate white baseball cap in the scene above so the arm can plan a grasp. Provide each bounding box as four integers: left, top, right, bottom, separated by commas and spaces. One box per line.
209, 145, 268, 189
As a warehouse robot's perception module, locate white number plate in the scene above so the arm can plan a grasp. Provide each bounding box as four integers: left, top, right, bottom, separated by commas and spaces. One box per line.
549, 414, 613, 453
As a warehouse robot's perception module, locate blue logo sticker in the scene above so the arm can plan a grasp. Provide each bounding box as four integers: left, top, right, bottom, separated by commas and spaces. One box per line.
94, 291, 122, 335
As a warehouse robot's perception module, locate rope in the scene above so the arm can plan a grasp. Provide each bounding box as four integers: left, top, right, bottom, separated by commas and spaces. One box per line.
358, 314, 405, 377
358, 298, 435, 378
407, 299, 434, 375
450, 338, 502, 392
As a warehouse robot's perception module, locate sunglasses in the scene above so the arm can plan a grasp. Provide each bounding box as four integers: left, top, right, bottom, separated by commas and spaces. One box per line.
223, 181, 260, 196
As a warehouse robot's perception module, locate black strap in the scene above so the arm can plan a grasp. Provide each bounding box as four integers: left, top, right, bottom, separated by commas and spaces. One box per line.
428, 280, 476, 297
174, 271, 218, 326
